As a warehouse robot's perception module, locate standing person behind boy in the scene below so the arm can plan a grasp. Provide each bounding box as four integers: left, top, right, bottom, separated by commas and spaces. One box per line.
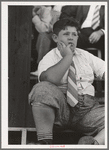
32, 5, 61, 66
29, 18, 105, 145
60, 5, 105, 60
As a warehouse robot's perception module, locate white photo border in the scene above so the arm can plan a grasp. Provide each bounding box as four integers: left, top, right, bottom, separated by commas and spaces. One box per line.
1, 1, 108, 149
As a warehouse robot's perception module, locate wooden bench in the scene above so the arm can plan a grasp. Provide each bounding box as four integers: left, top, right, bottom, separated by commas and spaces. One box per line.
8, 127, 83, 145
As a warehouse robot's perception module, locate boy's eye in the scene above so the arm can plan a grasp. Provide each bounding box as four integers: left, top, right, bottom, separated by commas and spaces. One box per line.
73, 33, 78, 36
63, 33, 78, 36
64, 33, 69, 35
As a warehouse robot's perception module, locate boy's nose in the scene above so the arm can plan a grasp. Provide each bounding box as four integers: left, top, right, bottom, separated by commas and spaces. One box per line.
68, 34, 74, 39
68, 37, 73, 41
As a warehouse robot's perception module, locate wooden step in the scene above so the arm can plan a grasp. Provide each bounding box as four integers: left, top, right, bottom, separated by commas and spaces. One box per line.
8, 127, 82, 145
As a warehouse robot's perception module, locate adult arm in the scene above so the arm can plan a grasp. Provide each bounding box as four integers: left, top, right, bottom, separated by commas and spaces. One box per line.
89, 5, 105, 44
89, 29, 104, 44
32, 6, 52, 33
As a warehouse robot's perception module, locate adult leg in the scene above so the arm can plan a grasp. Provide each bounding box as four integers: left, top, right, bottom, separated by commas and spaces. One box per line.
77, 28, 93, 49
36, 33, 52, 64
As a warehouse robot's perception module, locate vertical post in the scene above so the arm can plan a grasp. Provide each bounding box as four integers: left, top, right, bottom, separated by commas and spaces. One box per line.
8, 6, 32, 127
21, 128, 27, 145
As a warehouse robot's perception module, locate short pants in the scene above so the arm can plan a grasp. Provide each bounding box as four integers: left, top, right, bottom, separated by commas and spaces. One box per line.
29, 81, 104, 136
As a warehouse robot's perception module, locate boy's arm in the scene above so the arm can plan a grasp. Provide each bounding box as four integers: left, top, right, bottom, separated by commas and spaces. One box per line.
40, 43, 74, 85
88, 52, 105, 80
40, 55, 72, 85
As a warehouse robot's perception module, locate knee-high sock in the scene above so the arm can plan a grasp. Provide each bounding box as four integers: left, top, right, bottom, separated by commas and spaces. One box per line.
32, 103, 55, 141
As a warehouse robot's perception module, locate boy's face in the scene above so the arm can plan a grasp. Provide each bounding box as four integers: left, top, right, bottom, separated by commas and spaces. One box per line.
53, 26, 78, 53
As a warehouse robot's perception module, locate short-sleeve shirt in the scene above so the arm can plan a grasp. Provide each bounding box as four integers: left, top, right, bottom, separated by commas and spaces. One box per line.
38, 47, 105, 96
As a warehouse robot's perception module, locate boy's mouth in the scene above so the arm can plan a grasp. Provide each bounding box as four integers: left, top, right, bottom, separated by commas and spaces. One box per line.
69, 43, 75, 51
68, 42, 74, 45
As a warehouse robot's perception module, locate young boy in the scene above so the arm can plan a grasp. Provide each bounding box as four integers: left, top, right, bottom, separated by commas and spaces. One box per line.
29, 18, 105, 145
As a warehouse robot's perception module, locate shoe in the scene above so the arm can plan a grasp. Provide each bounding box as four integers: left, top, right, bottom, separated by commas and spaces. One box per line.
36, 139, 52, 144
78, 136, 99, 145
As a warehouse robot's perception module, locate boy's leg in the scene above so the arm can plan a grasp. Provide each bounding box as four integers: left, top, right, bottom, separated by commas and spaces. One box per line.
93, 128, 105, 145
82, 103, 105, 145
29, 81, 70, 144
71, 95, 105, 145
32, 104, 55, 144
78, 128, 105, 145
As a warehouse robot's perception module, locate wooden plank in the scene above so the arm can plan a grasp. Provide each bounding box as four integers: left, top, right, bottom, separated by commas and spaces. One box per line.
21, 128, 27, 145
8, 6, 32, 127
8, 127, 36, 131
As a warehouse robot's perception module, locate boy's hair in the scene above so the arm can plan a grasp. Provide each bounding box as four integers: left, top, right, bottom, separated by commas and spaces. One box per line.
53, 17, 80, 35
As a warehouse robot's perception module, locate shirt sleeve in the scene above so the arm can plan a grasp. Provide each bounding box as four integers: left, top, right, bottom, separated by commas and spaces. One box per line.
38, 51, 58, 80
87, 52, 105, 79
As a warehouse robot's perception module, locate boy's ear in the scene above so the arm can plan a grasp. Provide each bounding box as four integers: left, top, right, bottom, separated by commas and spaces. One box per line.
52, 34, 58, 43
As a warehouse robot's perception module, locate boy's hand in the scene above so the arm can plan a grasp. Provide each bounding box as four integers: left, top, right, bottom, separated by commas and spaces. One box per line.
57, 42, 74, 58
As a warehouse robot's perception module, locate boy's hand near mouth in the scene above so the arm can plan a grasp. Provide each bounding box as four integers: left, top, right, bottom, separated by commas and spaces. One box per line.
57, 41, 75, 58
